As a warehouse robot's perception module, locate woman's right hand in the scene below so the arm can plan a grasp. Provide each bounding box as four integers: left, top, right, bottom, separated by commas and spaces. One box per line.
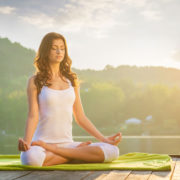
18, 138, 30, 151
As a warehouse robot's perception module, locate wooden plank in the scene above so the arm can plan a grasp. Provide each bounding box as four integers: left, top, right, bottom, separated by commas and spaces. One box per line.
0, 156, 178, 180
83, 171, 111, 180
170, 155, 180, 158
148, 157, 176, 180
125, 171, 152, 180
98, 170, 131, 180
15, 170, 92, 180
94, 173, 108, 180
0, 171, 32, 180
172, 158, 180, 180
84, 170, 131, 180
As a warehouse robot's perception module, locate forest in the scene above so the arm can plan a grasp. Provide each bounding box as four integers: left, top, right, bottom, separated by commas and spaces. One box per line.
0, 37, 180, 148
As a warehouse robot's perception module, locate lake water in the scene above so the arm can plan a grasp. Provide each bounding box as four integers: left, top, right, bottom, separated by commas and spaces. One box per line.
0, 136, 180, 155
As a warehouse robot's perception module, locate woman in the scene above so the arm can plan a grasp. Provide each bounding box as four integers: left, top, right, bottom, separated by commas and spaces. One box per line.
18, 32, 122, 166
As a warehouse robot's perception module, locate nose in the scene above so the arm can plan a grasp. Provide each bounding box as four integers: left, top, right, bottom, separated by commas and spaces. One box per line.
56, 49, 61, 54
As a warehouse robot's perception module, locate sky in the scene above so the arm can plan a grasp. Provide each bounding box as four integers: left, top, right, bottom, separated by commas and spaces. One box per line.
0, 0, 180, 70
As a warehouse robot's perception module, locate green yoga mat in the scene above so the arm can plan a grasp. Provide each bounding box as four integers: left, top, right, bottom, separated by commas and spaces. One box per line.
0, 152, 171, 171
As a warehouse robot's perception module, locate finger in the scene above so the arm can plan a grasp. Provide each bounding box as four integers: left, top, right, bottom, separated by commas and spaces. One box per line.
18, 141, 24, 151
116, 133, 122, 138
110, 133, 120, 139
24, 143, 29, 151
20, 140, 27, 150
19, 144, 23, 151
21, 140, 29, 150
27, 144, 30, 149
116, 134, 122, 141
21, 144, 26, 151
112, 134, 121, 144
20, 138, 26, 143
19, 141, 24, 151
25, 145, 30, 151
114, 137, 121, 145
19, 138, 25, 144
19, 139, 24, 145
116, 137, 121, 142
23, 146, 27, 151
25, 142, 30, 150
19, 145, 24, 151
18, 140, 21, 151
21, 139, 27, 144
115, 132, 121, 138
113, 133, 122, 141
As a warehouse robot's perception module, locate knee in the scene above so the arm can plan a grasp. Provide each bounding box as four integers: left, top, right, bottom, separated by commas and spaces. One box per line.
105, 144, 119, 162
93, 146, 105, 162
91, 143, 120, 163
20, 146, 46, 166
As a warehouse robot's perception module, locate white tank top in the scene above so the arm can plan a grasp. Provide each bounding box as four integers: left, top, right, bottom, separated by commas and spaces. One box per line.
32, 79, 75, 143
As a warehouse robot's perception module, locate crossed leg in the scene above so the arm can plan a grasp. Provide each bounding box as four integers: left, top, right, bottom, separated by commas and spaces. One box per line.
33, 141, 105, 166
42, 142, 88, 166
42, 151, 70, 166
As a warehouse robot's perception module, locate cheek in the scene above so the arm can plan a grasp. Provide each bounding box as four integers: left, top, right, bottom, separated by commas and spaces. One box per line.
49, 52, 55, 59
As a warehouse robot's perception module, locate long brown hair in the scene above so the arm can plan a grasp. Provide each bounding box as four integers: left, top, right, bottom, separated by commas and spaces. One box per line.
33, 32, 80, 95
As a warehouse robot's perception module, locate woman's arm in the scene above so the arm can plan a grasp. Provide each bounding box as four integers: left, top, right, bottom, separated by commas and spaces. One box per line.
73, 86, 106, 142
73, 86, 121, 145
18, 75, 39, 151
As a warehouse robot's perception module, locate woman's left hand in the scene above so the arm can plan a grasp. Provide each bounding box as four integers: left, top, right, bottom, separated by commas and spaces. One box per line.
103, 132, 122, 146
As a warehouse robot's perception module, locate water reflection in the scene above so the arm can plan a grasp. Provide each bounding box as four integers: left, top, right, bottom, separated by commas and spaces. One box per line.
74, 136, 180, 155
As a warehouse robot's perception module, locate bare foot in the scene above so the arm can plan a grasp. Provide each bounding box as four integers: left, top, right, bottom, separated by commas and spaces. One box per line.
31, 140, 46, 148
76, 141, 92, 148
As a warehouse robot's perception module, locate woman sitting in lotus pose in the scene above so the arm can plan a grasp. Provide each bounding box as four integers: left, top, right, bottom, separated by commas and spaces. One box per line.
18, 32, 122, 166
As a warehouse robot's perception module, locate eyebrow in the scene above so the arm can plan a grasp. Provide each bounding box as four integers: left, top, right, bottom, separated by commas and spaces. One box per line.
52, 45, 65, 48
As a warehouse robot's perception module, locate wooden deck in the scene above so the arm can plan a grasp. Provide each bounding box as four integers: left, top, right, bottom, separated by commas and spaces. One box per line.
0, 157, 179, 180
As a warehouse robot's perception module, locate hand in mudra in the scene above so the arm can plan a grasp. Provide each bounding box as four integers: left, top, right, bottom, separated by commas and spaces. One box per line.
18, 138, 30, 151
104, 132, 122, 146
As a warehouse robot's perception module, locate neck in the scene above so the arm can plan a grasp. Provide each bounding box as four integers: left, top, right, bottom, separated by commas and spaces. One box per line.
49, 63, 61, 78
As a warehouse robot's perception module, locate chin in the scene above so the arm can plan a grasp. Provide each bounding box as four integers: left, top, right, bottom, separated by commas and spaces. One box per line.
51, 60, 60, 64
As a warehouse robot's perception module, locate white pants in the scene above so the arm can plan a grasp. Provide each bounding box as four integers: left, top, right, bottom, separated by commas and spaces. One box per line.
20, 142, 119, 166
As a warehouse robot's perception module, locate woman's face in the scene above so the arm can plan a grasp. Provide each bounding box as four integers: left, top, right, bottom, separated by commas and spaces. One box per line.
48, 38, 65, 64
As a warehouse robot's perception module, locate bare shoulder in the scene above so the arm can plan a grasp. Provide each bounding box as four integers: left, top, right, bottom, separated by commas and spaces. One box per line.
73, 78, 80, 88
27, 75, 37, 90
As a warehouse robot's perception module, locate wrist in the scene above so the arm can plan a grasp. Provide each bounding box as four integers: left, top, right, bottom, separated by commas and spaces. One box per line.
99, 136, 107, 142
23, 137, 31, 146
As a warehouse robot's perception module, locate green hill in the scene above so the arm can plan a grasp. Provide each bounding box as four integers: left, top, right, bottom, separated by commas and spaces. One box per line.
1, 36, 180, 88
0, 37, 35, 77
0, 37, 180, 139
